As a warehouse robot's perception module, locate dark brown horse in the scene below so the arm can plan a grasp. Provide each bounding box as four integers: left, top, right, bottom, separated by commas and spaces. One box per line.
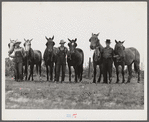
114, 40, 140, 83
89, 33, 104, 83
43, 36, 58, 81
24, 39, 42, 81
67, 38, 84, 83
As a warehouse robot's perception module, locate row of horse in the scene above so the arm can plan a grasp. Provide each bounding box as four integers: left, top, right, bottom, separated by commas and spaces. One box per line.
8, 33, 140, 83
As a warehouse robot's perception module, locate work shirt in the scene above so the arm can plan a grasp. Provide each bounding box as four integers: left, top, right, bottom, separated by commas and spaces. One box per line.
9, 47, 25, 63
56, 46, 68, 65
102, 46, 114, 59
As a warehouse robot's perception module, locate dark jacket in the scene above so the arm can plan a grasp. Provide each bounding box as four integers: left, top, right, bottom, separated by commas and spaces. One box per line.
102, 46, 114, 59
56, 46, 68, 65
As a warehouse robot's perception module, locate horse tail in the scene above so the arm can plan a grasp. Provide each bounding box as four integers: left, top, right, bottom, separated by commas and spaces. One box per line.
134, 61, 140, 73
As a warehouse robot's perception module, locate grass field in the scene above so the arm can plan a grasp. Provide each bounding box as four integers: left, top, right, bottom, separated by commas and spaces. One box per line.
5, 75, 144, 109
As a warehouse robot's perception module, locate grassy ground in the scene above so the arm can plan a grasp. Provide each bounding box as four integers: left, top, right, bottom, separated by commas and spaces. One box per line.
5, 76, 144, 109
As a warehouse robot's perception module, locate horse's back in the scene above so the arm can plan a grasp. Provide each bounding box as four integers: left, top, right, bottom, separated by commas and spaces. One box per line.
34, 50, 42, 64
124, 47, 140, 65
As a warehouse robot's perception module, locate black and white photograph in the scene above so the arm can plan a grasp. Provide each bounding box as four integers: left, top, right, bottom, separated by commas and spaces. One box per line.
2, 2, 147, 120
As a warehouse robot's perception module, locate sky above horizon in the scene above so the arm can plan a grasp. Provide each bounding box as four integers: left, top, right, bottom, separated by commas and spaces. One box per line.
2, 2, 147, 67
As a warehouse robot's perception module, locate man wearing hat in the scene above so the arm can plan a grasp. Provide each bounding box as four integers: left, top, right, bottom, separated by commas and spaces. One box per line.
101, 39, 114, 84
55, 39, 68, 83
8, 40, 26, 82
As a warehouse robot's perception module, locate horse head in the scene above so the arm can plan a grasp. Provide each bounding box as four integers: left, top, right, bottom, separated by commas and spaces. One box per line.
45, 36, 55, 53
68, 38, 77, 54
114, 40, 125, 62
24, 38, 33, 56
89, 33, 100, 50
8, 39, 17, 54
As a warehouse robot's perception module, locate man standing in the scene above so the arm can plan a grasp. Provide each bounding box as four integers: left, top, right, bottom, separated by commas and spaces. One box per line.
101, 39, 114, 84
56, 40, 68, 83
9, 40, 26, 82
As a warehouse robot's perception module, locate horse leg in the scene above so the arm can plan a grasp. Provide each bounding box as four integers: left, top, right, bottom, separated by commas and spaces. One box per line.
93, 64, 96, 83
74, 66, 78, 83
29, 64, 34, 81
80, 64, 83, 82
97, 65, 101, 83
134, 62, 140, 83
122, 65, 125, 83
54, 63, 56, 81
138, 68, 140, 83
25, 63, 28, 81
50, 63, 53, 81
77, 66, 81, 82
127, 64, 132, 83
39, 63, 42, 80
46, 65, 49, 81
36, 64, 39, 81
68, 65, 71, 82
115, 65, 119, 83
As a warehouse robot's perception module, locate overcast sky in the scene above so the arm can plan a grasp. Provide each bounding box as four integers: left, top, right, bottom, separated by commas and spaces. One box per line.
2, 2, 147, 67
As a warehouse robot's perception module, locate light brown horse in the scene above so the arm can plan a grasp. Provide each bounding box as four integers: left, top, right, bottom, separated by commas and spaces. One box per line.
114, 40, 140, 83
24, 39, 42, 81
89, 33, 104, 83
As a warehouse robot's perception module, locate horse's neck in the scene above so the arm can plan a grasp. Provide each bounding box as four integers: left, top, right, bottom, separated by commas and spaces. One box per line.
97, 42, 103, 51
28, 48, 34, 59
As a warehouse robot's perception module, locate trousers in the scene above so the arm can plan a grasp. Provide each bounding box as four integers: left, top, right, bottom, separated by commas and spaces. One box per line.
56, 64, 66, 82
14, 62, 23, 81
103, 58, 113, 83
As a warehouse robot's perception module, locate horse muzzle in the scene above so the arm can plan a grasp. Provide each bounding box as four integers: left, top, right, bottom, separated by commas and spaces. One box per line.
90, 45, 96, 50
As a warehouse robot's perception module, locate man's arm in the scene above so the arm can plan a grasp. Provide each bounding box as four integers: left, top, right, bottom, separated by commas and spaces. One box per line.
8, 53, 15, 58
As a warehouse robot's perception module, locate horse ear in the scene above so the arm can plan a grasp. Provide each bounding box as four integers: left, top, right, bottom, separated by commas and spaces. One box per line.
8, 43, 10, 48
122, 40, 125, 44
75, 38, 77, 42
30, 38, 33, 41
115, 40, 118, 44
45, 36, 48, 41
92, 33, 94, 36
24, 38, 26, 41
52, 36, 54, 40
68, 38, 71, 42
96, 33, 100, 36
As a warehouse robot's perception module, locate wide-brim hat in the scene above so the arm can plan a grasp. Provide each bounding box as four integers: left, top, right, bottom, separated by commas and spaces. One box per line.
59, 40, 66, 44
105, 39, 111, 43
14, 41, 21, 45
